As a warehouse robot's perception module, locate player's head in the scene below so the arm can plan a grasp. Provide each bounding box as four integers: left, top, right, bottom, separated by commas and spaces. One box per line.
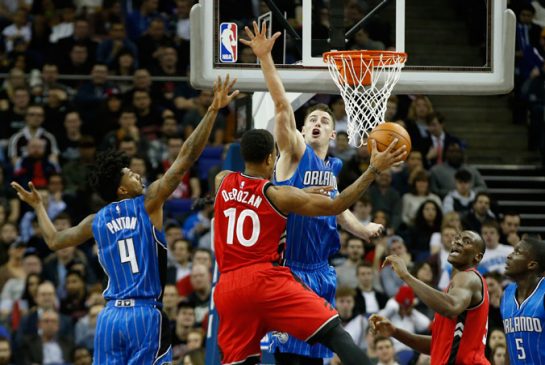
505, 237, 545, 278
447, 230, 486, 269
89, 150, 143, 202
302, 103, 336, 148
240, 129, 276, 179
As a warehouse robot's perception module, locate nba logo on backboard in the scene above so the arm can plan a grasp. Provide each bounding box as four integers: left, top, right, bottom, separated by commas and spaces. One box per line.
220, 23, 237, 63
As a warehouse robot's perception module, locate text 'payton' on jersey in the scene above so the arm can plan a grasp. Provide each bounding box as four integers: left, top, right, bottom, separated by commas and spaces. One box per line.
106, 216, 138, 234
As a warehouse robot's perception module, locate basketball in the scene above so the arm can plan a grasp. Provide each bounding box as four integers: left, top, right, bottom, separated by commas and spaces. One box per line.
367, 122, 411, 158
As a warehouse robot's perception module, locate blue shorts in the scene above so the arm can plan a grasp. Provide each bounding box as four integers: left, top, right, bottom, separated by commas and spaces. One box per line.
94, 300, 172, 365
269, 261, 336, 359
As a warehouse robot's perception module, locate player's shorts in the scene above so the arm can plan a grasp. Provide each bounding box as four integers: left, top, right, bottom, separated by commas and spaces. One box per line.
269, 260, 337, 358
94, 299, 172, 365
214, 262, 338, 365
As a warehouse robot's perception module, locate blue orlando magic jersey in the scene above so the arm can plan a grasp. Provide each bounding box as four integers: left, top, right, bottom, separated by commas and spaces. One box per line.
501, 277, 545, 364
92, 195, 167, 301
273, 145, 342, 264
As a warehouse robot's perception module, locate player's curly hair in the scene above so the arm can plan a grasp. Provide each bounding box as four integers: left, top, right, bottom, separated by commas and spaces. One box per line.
88, 150, 130, 203
240, 129, 274, 163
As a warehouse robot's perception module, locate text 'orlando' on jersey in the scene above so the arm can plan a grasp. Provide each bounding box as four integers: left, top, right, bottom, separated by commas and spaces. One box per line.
214, 172, 287, 273
92, 195, 168, 301
273, 145, 342, 264
501, 277, 545, 364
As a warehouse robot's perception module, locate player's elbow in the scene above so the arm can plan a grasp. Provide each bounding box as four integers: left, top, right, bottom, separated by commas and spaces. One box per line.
274, 99, 292, 113
439, 305, 465, 319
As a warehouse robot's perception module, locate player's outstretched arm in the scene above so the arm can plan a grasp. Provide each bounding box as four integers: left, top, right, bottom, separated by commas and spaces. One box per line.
240, 21, 305, 160
384, 255, 481, 318
268, 140, 406, 216
145, 76, 239, 214
11, 182, 94, 250
337, 210, 384, 242
369, 315, 431, 355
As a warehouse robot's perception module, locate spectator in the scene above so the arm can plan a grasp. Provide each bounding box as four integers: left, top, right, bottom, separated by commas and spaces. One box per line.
126, 0, 163, 41
132, 89, 163, 140
167, 238, 192, 284
187, 328, 204, 352
478, 220, 514, 275
111, 49, 137, 86
42, 85, 70, 138
354, 262, 388, 316
0, 223, 19, 265
172, 300, 196, 362
187, 264, 211, 327
336, 236, 365, 289
368, 169, 402, 231
442, 169, 476, 215
490, 343, 507, 365
57, 111, 83, 164
182, 348, 205, 365
0, 167, 20, 223
123, 68, 153, 105
174, 0, 192, 41
182, 89, 226, 146
0, 68, 27, 104
60, 43, 93, 81
136, 18, 175, 70
380, 236, 413, 297
0, 240, 26, 292
8, 104, 60, 166
430, 142, 487, 197
486, 328, 507, 362
374, 336, 400, 365
20, 308, 74, 365
499, 212, 521, 246
330, 131, 356, 162
74, 64, 114, 123
56, 18, 97, 64
72, 346, 92, 365
428, 224, 457, 290
401, 169, 442, 226
100, 108, 149, 155
405, 95, 434, 154
96, 22, 138, 68
349, 28, 385, 51
329, 96, 348, 133
74, 304, 103, 351
0, 271, 42, 323
350, 195, 373, 226
60, 270, 87, 322
0, 335, 12, 365
392, 150, 425, 196
484, 272, 504, 333
336, 287, 368, 350
0, 86, 30, 143
39, 64, 72, 101
429, 211, 463, 255
160, 139, 201, 200
163, 284, 181, 324
404, 200, 442, 261
338, 144, 371, 192
13, 138, 58, 190
421, 112, 461, 167
2, 9, 31, 52
42, 245, 91, 296
377, 285, 430, 354
462, 192, 496, 232
15, 281, 73, 349
117, 136, 139, 158
48, 6, 76, 44
148, 115, 181, 169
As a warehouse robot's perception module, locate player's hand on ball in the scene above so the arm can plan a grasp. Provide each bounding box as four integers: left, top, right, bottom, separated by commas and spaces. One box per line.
240, 21, 281, 59
369, 314, 396, 337
211, 74, 239, 110
369, 139, 407, 173
303, 185, 334, 197
383, 254, 411, 281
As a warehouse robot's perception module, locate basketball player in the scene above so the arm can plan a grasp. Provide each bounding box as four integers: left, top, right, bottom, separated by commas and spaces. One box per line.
370, 231, 490, 365
501, 237, 545, 364
214, 129, 405, 365
241, 21, 384, 365
11, 76, 239, 364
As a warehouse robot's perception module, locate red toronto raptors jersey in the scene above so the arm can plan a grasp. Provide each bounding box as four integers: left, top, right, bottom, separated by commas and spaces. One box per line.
214, 172, 287, 273
430, 268, 490, 365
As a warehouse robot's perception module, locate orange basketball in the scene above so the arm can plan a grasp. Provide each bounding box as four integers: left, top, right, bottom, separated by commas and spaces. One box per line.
367, 122, 411, 159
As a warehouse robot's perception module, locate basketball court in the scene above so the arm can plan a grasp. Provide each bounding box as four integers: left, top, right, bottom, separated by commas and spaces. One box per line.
189, 1, 517, 364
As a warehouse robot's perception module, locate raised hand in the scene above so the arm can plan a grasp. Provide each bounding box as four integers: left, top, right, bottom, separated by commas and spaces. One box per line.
239, 21, 281, 59
369, 314, 396, 337
369, 139, 407, 172
210, 74, 240, 110
361, 222, 384, 242
383, 254, 411, 281
11, 181, 43, 209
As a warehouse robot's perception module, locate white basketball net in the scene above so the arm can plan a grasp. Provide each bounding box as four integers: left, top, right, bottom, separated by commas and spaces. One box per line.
324, 51, 407, 147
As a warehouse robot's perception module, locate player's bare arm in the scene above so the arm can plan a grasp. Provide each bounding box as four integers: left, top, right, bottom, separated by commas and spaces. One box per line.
384, 255, 482, 319
369, 314, 431, 354
11, 181, 95, 250
337, 210, 384, 242
145, 75, 239, 224
268, 139, 406, 216
241, 22, 306, 167
215, 170, 233, 194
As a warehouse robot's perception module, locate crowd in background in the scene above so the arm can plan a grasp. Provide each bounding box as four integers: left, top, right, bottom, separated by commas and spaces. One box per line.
0, 1, 536, 365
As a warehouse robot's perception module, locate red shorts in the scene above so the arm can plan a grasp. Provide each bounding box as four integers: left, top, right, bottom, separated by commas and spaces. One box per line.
214, 263, 338, 365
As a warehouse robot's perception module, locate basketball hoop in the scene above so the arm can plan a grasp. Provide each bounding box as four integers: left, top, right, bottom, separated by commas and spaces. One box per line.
323, 50, 407, 147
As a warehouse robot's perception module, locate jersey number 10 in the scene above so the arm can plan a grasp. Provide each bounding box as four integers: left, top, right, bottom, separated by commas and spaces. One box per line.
223, 208, 260, 247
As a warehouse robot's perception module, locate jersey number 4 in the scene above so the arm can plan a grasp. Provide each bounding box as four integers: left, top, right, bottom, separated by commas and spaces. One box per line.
118, 238, 140, 274
223, 208, 260, 247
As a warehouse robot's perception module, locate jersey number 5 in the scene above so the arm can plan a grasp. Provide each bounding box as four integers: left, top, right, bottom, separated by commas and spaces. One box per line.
118, 238, 139, 274
223, 208, 260, 247
515, 338, 526, 360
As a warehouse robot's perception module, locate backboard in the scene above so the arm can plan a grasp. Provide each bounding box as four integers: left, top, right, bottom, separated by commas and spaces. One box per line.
190, 0, 515, 95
